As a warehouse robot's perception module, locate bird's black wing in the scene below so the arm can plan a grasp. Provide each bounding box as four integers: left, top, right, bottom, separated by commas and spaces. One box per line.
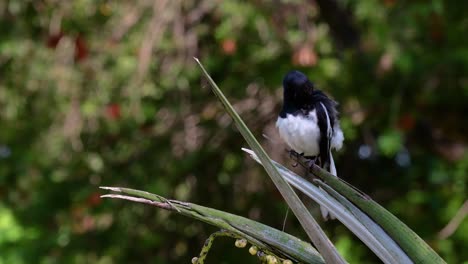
311, 90, 338, 127
312, 88, 338, 172
315, 101, 332, 171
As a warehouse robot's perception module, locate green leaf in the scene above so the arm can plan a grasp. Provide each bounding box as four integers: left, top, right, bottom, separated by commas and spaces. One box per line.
242, 148, 412, 264
194, 58, 346, 264
100, 187, 325, 264
377, 130, 403, 157
310, 165, 446, 264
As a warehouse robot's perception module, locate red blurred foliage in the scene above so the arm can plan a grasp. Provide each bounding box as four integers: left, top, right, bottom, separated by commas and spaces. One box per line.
46, 32, 64, 48
292, 45, 318, 67
383, 0, 397, 7
74, 35, 89, 62
45, 32, 88, 62
87, 192, 102, 207
429, 13, 444, 42
397, 114, 415, 131
221, 39, 237, 55
105, 104, 121, 120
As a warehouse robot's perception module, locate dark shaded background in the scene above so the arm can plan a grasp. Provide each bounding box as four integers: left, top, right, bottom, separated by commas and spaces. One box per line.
0, 0, 466, 263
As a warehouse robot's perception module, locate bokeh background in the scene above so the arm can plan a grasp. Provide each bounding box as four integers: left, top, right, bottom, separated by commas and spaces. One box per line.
0, 0, 467, 263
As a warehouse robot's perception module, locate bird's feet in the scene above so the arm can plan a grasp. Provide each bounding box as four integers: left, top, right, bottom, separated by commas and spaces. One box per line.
287, 149, 303, 167
286, 150, 318, 169
305, 156, 319, 169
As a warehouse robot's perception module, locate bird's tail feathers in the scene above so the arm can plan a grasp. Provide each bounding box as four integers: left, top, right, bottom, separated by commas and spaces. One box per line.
318, 102, 337, 220
320, 152, 337, 220
329, 152, 337, 176
319, 195, 335, 220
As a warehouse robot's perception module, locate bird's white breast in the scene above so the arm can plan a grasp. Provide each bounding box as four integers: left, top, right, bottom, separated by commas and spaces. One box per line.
276, 110, 321, 156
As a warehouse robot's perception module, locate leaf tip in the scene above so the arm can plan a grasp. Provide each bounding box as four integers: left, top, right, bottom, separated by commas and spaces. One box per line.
241, 148, 254, 155
99, 186, 122, 192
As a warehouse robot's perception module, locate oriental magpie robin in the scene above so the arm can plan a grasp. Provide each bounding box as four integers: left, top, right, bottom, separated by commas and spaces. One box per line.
276, 70, 344, 220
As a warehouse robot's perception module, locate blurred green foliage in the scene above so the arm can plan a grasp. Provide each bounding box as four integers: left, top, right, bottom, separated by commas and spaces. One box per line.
0, 0, 466, 263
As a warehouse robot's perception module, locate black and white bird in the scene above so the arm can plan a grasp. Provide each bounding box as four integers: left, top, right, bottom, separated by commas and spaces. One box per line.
276, 70, 344, 220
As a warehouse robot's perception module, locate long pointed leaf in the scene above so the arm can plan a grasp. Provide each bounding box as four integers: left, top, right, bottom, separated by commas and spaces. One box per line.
194, 58, 346, 264
100, 187, 324, 264
242, 148, 412, 264
310, 165, 445, 264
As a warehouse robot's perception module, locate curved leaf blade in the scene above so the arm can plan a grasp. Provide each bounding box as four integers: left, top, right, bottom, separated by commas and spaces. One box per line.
310, 165, 446, 264
194, 58, 346, 264
100, 186, 325, 264
242, 148, 412, 264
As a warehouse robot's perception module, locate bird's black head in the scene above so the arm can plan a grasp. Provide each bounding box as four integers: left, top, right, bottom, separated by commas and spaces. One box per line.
282, 70, 315, 108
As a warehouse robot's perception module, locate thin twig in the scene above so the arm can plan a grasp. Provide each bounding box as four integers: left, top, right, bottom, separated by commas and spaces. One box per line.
438, 200, 468, 239
282, 207, 290, 232
194, 230, 238, 264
